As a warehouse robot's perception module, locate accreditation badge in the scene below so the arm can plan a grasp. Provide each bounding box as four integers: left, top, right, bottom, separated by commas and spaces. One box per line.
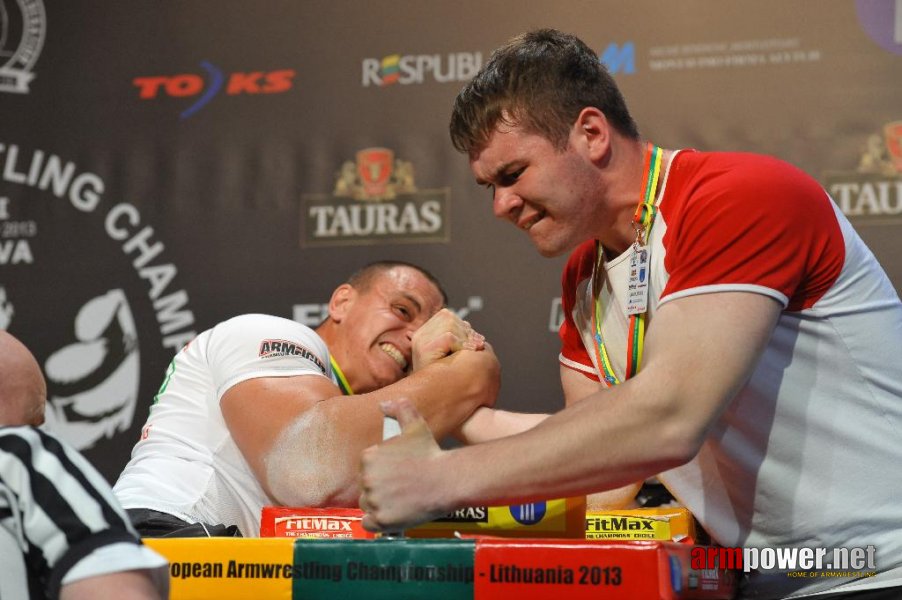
625, 243, 650, 316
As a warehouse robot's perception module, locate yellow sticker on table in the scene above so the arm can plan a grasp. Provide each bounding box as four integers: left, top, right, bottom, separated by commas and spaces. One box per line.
408, 497, 586, 539
586, 514, 672, 540
144, 537, 295, 600
585, 507, 697, 542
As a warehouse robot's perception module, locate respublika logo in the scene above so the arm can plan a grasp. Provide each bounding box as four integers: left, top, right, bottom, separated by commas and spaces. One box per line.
133, 61, 295, 119
301, 147, 450, 247
824, 122, 902, 224
855, 0, 902, 56
0, 0, 46, 93
362, 51, 481, 87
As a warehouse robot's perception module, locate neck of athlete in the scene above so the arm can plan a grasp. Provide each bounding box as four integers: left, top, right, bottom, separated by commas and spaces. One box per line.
595, 139, 673, 257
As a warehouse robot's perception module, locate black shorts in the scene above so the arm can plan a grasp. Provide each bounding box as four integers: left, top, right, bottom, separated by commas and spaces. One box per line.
126, 508, 242, 538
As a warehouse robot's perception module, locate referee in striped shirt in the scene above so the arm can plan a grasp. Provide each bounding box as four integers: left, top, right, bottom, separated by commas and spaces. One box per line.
0, 330, 168, 600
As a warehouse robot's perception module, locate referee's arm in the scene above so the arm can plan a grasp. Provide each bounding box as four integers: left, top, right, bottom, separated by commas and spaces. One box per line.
0, 426, 167, 600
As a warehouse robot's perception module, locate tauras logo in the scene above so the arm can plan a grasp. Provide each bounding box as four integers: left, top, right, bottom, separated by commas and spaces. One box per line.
0, 0, 45, 93
434, 506, 488, 522
258, 339, 326, 374
825, 122, 902, 224
361, 52, 481, 87
301, 147, 449, 247
275, 516, 356, 531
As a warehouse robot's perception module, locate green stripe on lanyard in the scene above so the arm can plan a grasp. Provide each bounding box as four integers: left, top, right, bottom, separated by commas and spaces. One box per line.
590, 143, 662, 386
330, 355, 354, 395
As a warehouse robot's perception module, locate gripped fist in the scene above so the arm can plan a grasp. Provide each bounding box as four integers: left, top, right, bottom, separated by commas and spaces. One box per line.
359, 398, 448, 532
410, 308, 485, 371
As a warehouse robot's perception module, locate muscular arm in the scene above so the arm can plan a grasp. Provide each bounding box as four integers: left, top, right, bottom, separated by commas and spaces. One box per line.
454, 407, 548, 445
452, 363, 639, 508
560, 366, 643, 510
222, 345, 500, 508
360, 292, 781, 530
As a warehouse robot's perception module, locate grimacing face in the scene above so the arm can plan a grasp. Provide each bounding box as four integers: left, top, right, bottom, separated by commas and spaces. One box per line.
333, 266, 444, 393
471, 121, 605, 258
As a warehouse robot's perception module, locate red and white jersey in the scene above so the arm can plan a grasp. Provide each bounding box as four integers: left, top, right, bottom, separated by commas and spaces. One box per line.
560, 151, 902, 598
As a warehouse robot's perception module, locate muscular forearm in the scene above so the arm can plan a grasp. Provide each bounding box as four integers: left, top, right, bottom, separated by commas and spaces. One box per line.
454, 407, 549, 445
394, 347, 500, 439
422, 378, 693, 513
266, 348, 499, 507
361, 293, 783, 531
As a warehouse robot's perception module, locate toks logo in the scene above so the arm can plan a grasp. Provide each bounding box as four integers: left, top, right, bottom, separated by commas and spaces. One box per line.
824, 121, 902, 224
133, 61, 295, 119
300, 147, 450, 247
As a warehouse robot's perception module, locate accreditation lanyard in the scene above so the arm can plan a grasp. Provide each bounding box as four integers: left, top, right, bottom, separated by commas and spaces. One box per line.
330, 355, 354, 395
591, 143, 663, 387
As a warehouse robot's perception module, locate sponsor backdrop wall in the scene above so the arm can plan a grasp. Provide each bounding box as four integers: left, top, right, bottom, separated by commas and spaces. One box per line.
2, 0, 901, 482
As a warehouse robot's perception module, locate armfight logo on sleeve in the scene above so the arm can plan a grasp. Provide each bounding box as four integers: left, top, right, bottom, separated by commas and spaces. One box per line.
300, 147, 450, 247
0, 0, 45, 94
0, 142, 196, 480
258, 339, 326, 374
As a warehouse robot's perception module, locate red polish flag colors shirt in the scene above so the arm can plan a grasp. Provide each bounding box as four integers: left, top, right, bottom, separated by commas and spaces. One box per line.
560, 150, 902, 598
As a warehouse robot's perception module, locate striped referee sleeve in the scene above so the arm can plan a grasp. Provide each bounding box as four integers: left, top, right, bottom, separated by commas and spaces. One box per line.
0, 426, 148, 599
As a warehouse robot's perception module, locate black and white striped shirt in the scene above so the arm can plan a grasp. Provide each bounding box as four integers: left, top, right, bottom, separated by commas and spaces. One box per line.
0, 426, 167, 599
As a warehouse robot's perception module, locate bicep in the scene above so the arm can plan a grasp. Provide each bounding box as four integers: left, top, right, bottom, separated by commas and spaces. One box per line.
220, 374, 341, 488
638, 291, 782, 445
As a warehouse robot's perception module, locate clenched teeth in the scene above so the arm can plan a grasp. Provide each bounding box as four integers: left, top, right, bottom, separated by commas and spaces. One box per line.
380, 343, 408, 371
522, 211, 545, 230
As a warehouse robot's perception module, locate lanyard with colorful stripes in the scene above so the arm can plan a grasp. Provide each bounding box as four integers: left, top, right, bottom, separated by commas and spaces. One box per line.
591, 142, 663, 387
330, 355, 353, 395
